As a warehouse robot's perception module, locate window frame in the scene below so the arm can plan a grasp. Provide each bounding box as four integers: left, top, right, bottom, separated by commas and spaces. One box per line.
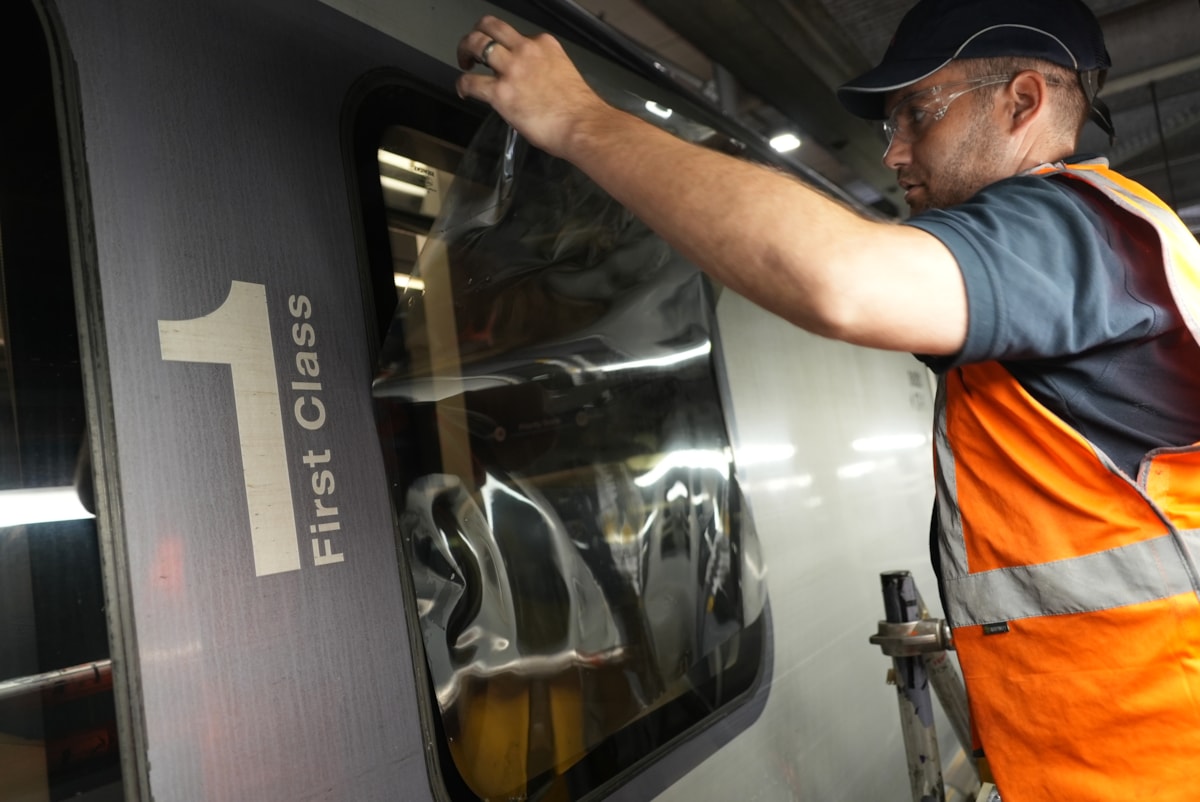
345, 71, 771, 802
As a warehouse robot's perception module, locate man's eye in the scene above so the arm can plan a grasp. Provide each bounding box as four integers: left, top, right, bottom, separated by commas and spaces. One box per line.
908, 107, 928, 127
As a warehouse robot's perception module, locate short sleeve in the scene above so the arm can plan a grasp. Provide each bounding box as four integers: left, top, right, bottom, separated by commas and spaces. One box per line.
904, 175, 1165, 371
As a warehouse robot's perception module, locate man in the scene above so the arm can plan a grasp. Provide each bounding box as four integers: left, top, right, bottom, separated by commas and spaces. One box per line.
456, 0, 1200, 799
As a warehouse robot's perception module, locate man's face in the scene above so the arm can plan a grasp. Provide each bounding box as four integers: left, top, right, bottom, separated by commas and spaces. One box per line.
881, 68, 1013, 214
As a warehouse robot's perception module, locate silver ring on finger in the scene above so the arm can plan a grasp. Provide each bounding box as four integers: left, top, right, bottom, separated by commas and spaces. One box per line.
479, 39, 498, 68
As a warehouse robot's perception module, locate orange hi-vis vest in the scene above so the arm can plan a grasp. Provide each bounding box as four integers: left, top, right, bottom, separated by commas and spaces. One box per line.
934, 159, 1200, 801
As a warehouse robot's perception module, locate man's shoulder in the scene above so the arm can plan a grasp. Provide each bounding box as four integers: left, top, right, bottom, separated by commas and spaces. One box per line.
911, 169, 1103, 239
983, 155, 1117, 206
933, 161, 1117, 241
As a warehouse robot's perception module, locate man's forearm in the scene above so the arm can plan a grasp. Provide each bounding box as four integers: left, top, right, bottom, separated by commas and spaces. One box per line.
559, 106, 898, 339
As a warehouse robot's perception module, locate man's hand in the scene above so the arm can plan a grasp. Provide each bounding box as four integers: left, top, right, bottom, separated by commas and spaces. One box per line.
456, 16, 611, 158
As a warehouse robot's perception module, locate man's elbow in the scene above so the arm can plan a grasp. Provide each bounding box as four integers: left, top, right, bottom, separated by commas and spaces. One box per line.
784, 285, 965, 354
773, 281, 865, 343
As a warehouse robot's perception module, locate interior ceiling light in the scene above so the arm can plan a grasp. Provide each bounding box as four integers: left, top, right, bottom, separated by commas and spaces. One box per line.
378, 148, 433, 198
394, 273, 426, 291
377, 148, 432, 175
769, 133, 802, 153
380, 175, 427, 198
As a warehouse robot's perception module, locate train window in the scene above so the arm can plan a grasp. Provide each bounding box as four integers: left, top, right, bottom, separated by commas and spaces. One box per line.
0, 2, 123, 800
353, 81, 767, 801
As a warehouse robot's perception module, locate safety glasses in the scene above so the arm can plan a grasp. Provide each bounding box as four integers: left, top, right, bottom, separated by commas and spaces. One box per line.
882, 75, 1012, 146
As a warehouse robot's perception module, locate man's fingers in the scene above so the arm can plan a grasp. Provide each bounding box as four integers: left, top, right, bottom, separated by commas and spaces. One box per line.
455, 72, 497, 104
455, 34, 510, 73
456, 17, 524, 70
454, 16, 590, 155
475, 15, 522, 48
455, 31, 488, 70
478, 39, 511, 72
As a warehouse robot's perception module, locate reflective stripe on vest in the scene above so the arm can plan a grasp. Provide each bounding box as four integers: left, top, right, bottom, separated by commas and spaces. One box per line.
948, 528, 1200, 626
934, 363, 1200, 630
1035, 159, 1200, 344
934, 161, 1200, 801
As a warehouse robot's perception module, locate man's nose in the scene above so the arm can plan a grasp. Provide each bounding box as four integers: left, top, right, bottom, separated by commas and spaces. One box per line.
882, 136, 910, 170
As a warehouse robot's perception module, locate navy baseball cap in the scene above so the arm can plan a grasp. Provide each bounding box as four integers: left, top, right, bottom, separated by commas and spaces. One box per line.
837, 0, 1114, 137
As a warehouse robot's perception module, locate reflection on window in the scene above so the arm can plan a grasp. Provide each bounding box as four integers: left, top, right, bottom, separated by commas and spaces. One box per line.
0, 4, 121, 798
367, 113, 767, 800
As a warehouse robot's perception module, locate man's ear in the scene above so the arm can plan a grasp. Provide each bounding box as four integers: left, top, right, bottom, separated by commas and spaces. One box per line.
1006, 70, 1047, 132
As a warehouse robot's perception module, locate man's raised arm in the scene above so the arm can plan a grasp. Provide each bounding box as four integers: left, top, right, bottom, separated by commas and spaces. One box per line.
455, 16, 967, 356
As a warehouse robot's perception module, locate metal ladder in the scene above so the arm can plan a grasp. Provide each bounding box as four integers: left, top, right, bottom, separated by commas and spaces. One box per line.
868, 571, 999, 802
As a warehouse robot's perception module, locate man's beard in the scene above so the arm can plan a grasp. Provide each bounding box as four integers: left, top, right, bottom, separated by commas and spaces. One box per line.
909, 116, 1007, 213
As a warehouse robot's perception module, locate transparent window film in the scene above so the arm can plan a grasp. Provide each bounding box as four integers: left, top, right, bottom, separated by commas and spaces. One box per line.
369, 111, 767, 800
0, 3, 121, 797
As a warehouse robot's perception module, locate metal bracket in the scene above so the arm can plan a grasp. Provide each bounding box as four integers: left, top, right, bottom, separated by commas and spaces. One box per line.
869, 618, 954, 657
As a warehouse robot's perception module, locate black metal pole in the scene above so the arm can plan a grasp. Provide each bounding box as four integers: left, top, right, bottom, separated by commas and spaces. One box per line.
1150, 81, 1180, 210
881, 570, 945, 802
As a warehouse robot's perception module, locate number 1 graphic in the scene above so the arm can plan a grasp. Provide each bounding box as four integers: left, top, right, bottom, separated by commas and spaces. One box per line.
158, 281, 301, 576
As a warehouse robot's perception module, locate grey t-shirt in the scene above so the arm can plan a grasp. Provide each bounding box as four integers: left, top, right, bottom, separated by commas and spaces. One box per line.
905, 164, 1200, 477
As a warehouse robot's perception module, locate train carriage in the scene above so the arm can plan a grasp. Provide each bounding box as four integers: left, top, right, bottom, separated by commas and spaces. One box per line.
0, 1, 950, 799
